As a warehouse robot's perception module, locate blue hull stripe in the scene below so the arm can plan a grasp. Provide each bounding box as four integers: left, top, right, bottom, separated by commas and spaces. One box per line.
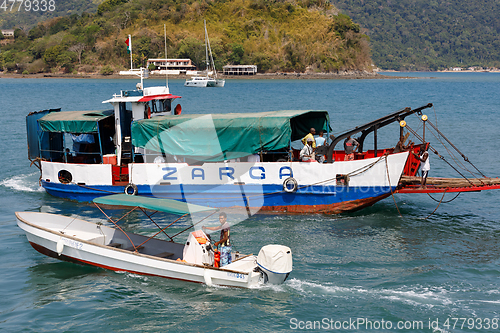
42, 181, 396, 209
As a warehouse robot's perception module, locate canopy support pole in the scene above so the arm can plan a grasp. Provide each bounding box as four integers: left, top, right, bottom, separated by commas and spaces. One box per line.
170, 210, 219, 239
136, 209, 190, 247
93, 202, 139, 252
97, 122, 103, 163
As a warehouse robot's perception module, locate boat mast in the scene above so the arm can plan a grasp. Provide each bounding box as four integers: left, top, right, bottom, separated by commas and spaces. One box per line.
205, 21, 218, 79
164, 24, 169, 93
204, 20, 210, 76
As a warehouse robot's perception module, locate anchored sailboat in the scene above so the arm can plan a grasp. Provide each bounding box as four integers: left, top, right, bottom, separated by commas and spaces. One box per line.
185, 20, 225, 87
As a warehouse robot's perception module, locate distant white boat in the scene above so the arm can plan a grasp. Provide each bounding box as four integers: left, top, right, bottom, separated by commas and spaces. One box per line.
185, 20, 225, 88
16, 194, 292, 287
185, 75, 225, 87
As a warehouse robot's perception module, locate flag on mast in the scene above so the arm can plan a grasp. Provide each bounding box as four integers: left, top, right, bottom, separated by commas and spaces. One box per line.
125, 35, 132, 54
125, 34, 133, 70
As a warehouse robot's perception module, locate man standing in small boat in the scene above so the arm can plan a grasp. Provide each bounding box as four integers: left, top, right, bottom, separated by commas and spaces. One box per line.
203, 212, 232, 266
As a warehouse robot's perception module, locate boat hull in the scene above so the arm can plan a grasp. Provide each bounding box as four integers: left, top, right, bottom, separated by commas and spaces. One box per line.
16, 212, 266, 288
42, 181, 397, 214
184, 79, 209, 87
39, 152, 408, 214
184, 77, 225, 87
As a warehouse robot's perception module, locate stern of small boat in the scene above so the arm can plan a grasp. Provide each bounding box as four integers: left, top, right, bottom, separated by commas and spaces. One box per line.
255, 245, 293, 284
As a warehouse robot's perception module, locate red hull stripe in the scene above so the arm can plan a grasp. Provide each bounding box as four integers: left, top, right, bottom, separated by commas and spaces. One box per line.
258, 194, 391, 214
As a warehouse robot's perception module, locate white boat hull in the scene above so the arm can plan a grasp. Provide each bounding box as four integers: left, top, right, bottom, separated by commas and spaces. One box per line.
16, 212, 290, 288
184, 77, 225, 87
39, 152, 409, 213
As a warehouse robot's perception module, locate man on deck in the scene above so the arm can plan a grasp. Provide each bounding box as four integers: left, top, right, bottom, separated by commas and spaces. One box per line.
413, 146, 430, 189
344, 135, 359, 161
301, 128, 316, 149
300, 137, 316, 162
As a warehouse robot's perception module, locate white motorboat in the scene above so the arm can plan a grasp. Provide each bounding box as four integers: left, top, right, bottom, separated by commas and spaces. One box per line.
184, 75, 224, 87
185, 20, 225, 88
16, 194, 292, 288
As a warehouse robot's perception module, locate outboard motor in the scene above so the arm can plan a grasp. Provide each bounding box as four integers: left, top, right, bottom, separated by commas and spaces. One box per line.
256, 245, 292, 284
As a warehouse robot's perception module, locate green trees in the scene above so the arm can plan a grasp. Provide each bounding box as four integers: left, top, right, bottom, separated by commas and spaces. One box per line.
0, 0, 373, 74
228, 43, 245, 65
332, 0, 500, 70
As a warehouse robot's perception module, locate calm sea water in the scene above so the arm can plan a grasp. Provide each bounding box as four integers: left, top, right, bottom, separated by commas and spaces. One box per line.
1, 72, 499, 332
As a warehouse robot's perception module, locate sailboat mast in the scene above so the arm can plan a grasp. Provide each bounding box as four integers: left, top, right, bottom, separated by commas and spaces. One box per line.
204, 20, 209, 75
204, 20, 218, 79
164, 24, 169, 92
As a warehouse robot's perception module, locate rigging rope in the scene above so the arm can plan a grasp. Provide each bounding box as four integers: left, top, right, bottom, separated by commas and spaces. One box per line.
385, 154, 402, 217
403, 123, 475, 186
424, 190, 447, 220
425, 125, 484, 182
427, 191, 461, 203
426, 118, 486, 177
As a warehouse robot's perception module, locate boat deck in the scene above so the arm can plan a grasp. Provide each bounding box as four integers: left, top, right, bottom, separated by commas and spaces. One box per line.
397, 176, 500, 193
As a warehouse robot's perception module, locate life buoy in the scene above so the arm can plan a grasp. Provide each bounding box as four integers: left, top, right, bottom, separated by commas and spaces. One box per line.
124, 183, 138, 195
283, 177, 298, 193
174, 104, 182, 115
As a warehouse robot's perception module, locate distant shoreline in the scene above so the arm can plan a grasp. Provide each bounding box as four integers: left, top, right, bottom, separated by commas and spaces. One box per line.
3, 69, 498, 80
0, 71, 415, 80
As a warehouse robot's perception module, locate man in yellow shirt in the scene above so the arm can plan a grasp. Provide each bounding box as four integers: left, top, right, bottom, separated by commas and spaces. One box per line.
301, 128, 316, 148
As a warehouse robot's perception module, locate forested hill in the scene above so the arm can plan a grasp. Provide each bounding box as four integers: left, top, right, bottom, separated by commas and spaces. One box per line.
0, 0, 102, 30
0, 0, 372, 74
332, 0, 500, 70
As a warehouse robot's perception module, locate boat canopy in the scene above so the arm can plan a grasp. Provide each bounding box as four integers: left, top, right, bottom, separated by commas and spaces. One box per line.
131, 110, 330, 162
38, 110, 114, 133
93, 194, 218, 215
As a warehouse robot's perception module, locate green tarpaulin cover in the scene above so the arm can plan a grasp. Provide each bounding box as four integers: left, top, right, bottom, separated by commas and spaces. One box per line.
131, 110, 330, 162
38, 110, 113, 133
93, 194, 217, 215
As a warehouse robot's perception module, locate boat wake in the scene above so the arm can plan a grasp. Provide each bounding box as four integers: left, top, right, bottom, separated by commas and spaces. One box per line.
0, 172, 43, 193
283, 278, 455, 308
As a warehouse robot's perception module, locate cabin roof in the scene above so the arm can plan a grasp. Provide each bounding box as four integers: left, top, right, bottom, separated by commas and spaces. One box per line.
131, 110, 330, 162
38, 110, 113, 133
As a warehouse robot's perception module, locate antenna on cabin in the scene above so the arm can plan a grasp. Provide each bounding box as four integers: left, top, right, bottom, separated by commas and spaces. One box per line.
164, 24, 169, 94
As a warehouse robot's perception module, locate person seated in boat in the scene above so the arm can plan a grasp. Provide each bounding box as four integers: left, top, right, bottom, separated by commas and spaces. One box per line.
154, 155, 166, 163
202, 212, 232, 266
300, 137, 316, 162
315, 130, 326, 147
343, 135, 359, 161
63, 148, 73, 163
394, 137, 413, 153
247, 153, 261, 162
301, 128, 316, 149
315, 130, 326, 163
413, 146, 430, 189
394, 137, 406, 153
